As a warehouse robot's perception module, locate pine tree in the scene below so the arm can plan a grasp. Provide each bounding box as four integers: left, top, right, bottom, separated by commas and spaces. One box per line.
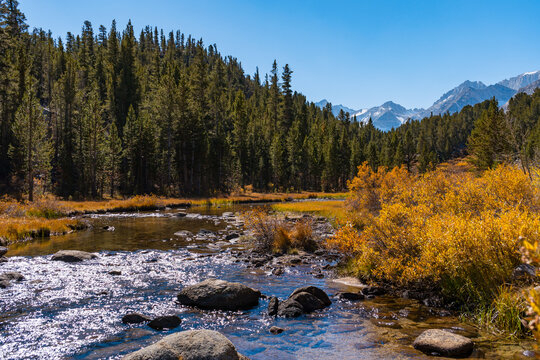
9, 79, 51, 201
468, 99, 510, 169
106, 121, 122, 197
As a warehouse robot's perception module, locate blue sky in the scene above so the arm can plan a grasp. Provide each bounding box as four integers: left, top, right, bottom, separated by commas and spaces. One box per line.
19, 0, 540, 110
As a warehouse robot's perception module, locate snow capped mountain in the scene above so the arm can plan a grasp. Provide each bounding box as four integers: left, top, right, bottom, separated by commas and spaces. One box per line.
418, 81, 516, 118
351, 101, 422, 131
497, 70, 540, 90
314, 99, 357, 117
315, 70, 540, 131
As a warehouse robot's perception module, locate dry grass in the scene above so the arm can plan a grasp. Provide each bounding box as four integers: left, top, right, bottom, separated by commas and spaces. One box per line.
0, 217, 83, 243
60, 195, 190, 214
272, 200, 347, 219
243, 209, 317, 253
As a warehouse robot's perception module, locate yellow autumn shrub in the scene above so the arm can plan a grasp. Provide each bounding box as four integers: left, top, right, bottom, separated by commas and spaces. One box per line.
329, 162, 540, 306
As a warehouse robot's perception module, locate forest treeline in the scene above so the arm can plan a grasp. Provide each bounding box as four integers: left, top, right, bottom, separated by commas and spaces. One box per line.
1, 1, 540, 200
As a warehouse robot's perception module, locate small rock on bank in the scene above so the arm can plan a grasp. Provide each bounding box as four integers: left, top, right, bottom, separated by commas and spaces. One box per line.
51, 250, 97, 263
122, 329, 249, 360
177, 279, 261, 311
413, 329, 474, 358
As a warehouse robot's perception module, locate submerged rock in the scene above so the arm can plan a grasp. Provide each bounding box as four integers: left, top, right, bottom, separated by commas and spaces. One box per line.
122, 313, 151, 324
174, 230, 193, 238
177, 279, 261, 310
147, 315, 182, 331
51, 250, 97, 262
362, 286, 386, 296
336, 292, 365, 301
413, 329, 474, 358
122, 329, 249, 360
225, 233, 240, 240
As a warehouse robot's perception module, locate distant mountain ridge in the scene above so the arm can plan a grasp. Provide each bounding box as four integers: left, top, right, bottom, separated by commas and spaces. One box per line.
314, 99, 356, 117
317, 70, 540, 130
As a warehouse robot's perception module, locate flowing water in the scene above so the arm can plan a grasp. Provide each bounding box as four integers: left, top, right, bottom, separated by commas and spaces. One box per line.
0, 204, 535, 359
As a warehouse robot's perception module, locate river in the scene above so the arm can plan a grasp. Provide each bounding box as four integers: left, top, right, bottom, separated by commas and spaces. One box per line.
0, 204, 534, 359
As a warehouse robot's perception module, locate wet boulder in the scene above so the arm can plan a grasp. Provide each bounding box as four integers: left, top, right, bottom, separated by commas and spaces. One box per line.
0, 271, 24, 282
413, 329, 474, 358
269, 326, 284, 334
277, 298, 305, 318
122, 313, 151, 324
268, 296, 279, 316
0, 271, 24, 288
147, 315, 182, 331
177, 279, 261, 310
290, 286, 332, 306
0, 247, 8, 256
122, 329, 249, 360
277, 286, 331, 317
51, 250, 97, 262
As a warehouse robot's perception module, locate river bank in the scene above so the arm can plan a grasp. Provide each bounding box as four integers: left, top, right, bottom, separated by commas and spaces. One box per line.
0, 204, 536, 359
0, 192, 346, 245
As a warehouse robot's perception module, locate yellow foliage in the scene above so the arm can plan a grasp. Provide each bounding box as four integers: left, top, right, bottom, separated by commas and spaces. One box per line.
329, 162, 540, 305
243, 209, 317, 253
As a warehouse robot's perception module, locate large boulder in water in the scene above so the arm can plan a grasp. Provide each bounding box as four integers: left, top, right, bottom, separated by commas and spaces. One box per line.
122, 329, 249, 360
51, 250, 97, 262
177, 279, 261, 310
277, 285, 331, 317
413, 329, 474, 358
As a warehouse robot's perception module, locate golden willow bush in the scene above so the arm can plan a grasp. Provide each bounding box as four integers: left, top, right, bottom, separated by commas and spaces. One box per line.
243, 209, 317, 253
328, 162, 540, 306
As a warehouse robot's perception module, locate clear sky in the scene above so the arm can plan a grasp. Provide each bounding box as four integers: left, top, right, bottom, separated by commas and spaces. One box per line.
19, 0, 540, 110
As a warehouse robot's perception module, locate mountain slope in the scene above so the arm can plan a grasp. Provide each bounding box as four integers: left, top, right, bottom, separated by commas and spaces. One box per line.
497, 70, 540, 90
418, 82, 516, 118
516, 78, 540, 95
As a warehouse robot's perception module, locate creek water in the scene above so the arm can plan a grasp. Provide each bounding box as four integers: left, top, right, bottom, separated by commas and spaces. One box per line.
0, 204, 534, 359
